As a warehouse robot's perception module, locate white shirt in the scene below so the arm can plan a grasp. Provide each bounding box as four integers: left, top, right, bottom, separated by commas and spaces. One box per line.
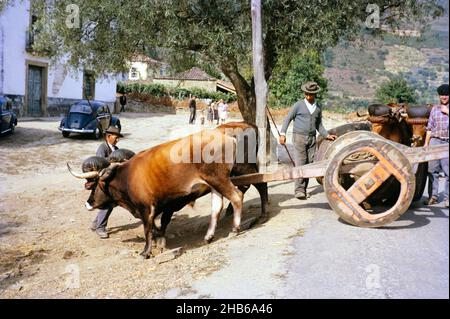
107, 142, 116, 152
304, 98, 317, 114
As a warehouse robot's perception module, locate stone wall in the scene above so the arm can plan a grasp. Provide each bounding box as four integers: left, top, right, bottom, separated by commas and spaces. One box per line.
4, 94, 24, 117
47, 98, 115, 117
126, 99, 176, 114
3, 95, 115, 117
47, 97, 81, 117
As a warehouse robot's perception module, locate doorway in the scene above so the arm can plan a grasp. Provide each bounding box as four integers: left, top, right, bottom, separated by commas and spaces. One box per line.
27, 65, 42, 116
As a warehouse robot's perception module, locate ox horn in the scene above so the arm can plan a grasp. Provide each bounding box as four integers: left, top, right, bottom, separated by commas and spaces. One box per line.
67, 163, 99, 179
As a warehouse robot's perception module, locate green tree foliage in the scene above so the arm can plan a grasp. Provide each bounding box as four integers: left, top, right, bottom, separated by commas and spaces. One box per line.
1, 0, 443, 122
375, 77, 417, 104
269, 50, 328, 108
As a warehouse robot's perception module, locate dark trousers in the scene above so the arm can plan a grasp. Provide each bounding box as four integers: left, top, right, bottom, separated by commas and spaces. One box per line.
214, 110, 219, 124
189, 107, 196, 124
427, 138, 449, 200
292, 133, 316, 195
93, 207, 113, 230
120, 104, 126, 112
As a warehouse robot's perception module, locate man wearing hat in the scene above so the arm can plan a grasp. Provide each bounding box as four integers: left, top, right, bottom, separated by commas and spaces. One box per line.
279, 81, 337, 199
91, 125, 124, 238
424, 84, 449, 208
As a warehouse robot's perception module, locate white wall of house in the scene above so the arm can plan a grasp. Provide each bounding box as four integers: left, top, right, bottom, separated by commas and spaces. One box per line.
0, 1, 30, 96
0, 1, 117, 115
127, 60, 171, 82
128, 61, 148, 81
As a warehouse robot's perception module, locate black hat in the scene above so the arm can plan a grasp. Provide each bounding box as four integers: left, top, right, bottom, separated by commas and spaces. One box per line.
437, 84, 449, 96
104, 126, 123, 137
301, 81, 321, 94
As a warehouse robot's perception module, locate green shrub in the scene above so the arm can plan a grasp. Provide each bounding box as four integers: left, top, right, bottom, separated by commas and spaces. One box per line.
117, 81, 236, 102
375, 76, 417, 104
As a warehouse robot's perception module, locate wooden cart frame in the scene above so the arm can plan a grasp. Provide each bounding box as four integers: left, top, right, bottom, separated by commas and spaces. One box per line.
232, 131, 449, 227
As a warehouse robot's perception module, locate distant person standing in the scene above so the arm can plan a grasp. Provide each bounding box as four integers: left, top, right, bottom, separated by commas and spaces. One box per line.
189, 95, 197, 124
119, 93, 127, 112
207, 102, 214, 126
200, 107, 206, 125
424, 84, 449, 208
213, 101, 219, 125
218, 99, 228, 124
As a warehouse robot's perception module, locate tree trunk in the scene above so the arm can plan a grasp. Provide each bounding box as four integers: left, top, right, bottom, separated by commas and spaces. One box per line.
221, 60, 278, 164
221, 62, 256, 124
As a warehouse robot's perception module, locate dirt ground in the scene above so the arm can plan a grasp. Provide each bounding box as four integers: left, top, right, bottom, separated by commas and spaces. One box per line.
0, 112, 347, 298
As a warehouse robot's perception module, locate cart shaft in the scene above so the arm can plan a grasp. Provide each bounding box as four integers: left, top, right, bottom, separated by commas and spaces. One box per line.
231, 144, 449, 186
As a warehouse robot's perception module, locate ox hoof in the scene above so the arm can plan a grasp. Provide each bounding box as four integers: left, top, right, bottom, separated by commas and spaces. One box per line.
258, 215, 269, 224
140, 251, 152, 259
152, 227, 163, 238
204, 235, 214, 244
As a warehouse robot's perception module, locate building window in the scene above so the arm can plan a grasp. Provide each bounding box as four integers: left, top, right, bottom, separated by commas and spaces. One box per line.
26, 14, 39, 52
130, 67, 139, 79
83, 71, 95, 100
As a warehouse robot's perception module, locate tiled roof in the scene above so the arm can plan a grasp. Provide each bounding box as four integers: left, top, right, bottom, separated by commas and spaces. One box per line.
216, 80, 236, 94
155, 67, 216, 81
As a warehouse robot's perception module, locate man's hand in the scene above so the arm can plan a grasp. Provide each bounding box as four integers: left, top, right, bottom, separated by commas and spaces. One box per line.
279, 135, 286, 145
441, 104, 449, 115
326, 134, 337, 141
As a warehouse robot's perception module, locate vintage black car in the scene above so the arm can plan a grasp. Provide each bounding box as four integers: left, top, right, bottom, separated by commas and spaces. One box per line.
0, 96, 18, 135
59, 100, 121, 138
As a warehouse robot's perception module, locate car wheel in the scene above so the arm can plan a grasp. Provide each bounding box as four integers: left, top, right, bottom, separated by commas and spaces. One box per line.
93, 127, 101, 139
115, 121, 121, 131
9, 122, 15, 134
62, 131, 70, 138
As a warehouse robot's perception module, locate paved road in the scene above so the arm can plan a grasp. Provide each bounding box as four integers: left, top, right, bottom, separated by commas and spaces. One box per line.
283, 179, 449, 299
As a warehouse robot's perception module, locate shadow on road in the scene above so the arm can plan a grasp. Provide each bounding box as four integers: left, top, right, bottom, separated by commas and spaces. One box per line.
103, 192, 328, 254
379, 204, 448, 230
108, 221, 143, 236
333, 199, 449, 230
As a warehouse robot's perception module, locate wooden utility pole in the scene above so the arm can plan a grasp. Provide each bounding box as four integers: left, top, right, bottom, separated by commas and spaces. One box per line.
251, 0, 268, 172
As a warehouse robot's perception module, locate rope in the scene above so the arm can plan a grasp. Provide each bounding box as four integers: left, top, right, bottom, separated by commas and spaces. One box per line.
265, 106, 296, 166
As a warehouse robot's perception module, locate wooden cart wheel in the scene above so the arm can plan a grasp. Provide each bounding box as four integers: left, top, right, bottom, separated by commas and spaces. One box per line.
323, 139, 416, 227
323, 131, 384, 161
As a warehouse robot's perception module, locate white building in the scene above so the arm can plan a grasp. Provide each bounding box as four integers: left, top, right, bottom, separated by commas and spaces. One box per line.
0, 1, 118, 117
128, 55, 170, 81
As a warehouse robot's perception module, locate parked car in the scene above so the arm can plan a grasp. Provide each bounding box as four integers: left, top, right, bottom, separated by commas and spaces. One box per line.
59, 100, 121, 138
0, 96, 18, 135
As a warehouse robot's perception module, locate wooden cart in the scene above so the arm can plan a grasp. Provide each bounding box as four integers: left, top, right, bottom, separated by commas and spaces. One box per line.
232, 131, 449, 228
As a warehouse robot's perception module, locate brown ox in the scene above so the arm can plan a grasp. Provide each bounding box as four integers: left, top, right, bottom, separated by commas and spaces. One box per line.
404, 104, 432, 147
68, 122, 268, 259
368, 103, 432, 147
367, 103, 430, 201
367, 103, 412, 145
